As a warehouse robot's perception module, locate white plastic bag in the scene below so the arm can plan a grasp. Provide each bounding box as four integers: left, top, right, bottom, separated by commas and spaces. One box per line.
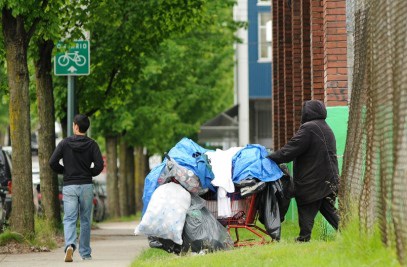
134, 182, 191, 245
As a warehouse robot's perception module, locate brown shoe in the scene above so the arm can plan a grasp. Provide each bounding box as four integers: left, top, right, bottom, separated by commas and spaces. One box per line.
64, 246, 74, 262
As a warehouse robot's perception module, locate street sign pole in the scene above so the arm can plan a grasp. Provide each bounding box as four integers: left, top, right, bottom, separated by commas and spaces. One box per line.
67, 76, 75, 137
54, 40, 90, 137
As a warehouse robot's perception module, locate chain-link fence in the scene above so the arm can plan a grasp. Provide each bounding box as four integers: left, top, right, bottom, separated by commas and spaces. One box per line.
341, 1, 407, 265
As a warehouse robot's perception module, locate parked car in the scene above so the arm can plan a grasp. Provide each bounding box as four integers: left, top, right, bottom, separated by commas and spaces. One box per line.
0, 146, 12, 231
92, 181, 107, 222
36, 175, 107, 223
1, 147, 107, 226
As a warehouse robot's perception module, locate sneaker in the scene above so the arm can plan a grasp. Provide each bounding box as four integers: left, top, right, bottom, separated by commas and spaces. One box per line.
82, 256, 92, 260
64, 246, 74, 262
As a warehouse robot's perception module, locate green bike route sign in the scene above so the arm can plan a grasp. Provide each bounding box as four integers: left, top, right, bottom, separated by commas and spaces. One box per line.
54, 40, 90, 76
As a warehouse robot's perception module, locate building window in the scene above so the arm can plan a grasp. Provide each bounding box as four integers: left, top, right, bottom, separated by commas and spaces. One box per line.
258, 12, 272, 62
257, 0, 271, 5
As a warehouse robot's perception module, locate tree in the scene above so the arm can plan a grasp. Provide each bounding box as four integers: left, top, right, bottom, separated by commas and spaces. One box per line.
0, 57, 9, 144
105, 135, 119, 217
0, 1, 49, 235
123, 0, 238, 153
71, 0, 209, 217
96, 0, 238, 213
51, 0, 239, 216
34, 38, 61, 229
31, 0, 92, 231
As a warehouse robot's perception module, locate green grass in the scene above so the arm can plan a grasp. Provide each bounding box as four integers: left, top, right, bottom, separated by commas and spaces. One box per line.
0, 230, 24, 246
131, 217, 400, 267
31, 217, 62, 249
0, 216, 63, 249
104, 213, 142, 223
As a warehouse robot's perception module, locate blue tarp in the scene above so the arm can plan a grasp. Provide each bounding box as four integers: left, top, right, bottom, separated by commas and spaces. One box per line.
142, 140, 283, 216
232, 144, 283, 183
167, 138, 215, 191
141, 162, 166, 215
142, 138, 214, 215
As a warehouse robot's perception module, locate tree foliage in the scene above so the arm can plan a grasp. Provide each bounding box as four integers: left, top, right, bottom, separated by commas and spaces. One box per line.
0, 0, 93, 235
99, 0, 238, 153
0, 0, 241, 223
52, 1, 239, 151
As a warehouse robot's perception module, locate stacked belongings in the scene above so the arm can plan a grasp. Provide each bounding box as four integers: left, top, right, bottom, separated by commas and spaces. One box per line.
135, 138, 233, 254
135, 138, 287, 253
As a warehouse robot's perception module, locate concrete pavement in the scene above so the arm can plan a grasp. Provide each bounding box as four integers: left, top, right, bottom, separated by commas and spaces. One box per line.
0, 221, 149, 267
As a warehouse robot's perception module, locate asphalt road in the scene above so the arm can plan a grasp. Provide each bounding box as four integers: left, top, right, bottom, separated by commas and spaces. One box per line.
0, 221, 149, 267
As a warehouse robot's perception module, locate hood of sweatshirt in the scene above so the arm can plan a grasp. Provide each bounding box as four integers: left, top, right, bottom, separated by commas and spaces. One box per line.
67, 135, 94, 152
301, 100, 327, 123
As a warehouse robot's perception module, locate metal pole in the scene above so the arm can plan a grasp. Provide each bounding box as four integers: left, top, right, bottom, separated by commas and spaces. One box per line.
67, 76, 75, 137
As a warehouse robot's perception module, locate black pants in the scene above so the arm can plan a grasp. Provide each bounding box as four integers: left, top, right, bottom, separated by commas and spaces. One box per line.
297, 194, 339, 241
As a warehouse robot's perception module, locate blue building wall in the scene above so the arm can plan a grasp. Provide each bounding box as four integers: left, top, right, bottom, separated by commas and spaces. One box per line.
248, 2, 272, 99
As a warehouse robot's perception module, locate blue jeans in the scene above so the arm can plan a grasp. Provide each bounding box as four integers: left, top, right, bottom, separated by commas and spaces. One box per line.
63, 184, 93, 258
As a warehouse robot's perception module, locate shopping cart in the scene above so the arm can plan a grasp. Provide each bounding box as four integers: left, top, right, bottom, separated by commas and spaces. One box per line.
203, 190, 272, 247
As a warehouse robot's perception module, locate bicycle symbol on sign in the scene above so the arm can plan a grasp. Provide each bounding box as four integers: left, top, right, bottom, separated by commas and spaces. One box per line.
57, 51, 86, 67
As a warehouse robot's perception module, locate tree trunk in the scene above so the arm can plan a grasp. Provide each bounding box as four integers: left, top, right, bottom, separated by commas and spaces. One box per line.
2, 8, 34, 236
34, 39, 61, 230
134, 146, 147, 213
126, 146, 135, 214
118, 138, 129, 217
106, 136, 119, 217
0, 132, 4, 146
60, 116, 67, 138
6, 125, 11, 146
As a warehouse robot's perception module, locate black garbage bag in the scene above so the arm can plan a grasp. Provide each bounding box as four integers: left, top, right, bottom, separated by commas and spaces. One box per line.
148, 236, 182, 255
275, 164, 294, 222
182, 195, 234, 253
257, 182, 281, 241
278, 164, 295, 199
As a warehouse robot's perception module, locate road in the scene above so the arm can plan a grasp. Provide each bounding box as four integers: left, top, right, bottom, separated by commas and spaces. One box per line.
0, 221, 149, 267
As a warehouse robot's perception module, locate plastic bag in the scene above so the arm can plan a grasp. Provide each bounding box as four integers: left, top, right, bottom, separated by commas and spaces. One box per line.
182, 195, 234, 253
141, 162, 166, 215
279, 164, 295, 199
257, 182, 281, 241
158, 155, 208, 195
135, 183, 191, 245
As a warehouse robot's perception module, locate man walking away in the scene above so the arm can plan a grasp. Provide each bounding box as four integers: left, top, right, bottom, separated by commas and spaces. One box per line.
49, 114, 104, 262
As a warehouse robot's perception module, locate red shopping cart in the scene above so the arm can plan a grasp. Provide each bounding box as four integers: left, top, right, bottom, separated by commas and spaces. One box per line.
203, 190, 272, 247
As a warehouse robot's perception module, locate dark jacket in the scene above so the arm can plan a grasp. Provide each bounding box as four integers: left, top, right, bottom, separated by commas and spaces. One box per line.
268, 100, 339, 205
49, 135, 104, 186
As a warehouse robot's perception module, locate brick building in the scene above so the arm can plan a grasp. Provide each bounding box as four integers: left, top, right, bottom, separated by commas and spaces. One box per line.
272, 0, 349, 150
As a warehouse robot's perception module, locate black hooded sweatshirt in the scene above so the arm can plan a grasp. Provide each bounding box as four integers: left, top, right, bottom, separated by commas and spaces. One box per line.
268, 100, 339, 205
49, 135, 104, 186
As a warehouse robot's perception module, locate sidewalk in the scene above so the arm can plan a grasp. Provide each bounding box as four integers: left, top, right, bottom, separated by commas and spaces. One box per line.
0, 221, 149, 267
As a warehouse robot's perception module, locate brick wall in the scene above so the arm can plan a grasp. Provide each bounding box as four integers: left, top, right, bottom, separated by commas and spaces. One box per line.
272, 0, 279, 149
278, 0, 285, 149
283, 0, 293, 144
272, 0, 348, 150
292, 0, 302, 132
323, 0, 348, 105
310, 0, 325, 101
301, 0, 312, 116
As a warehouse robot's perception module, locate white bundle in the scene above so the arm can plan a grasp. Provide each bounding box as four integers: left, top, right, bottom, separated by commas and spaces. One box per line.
134, 182, 191, 245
